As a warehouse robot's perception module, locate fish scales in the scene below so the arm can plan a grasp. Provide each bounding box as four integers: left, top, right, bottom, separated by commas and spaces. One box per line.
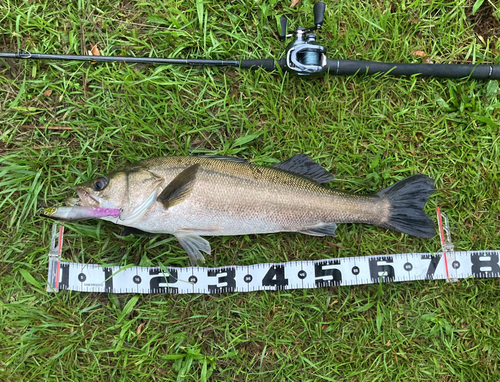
128, 157, 385, 235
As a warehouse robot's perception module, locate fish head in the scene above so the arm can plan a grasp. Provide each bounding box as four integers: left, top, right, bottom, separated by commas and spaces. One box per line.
71, 171, 126, 209
70, 169, 164, 223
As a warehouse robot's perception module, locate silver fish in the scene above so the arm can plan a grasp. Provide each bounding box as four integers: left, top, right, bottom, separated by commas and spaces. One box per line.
58, 155, 435, 265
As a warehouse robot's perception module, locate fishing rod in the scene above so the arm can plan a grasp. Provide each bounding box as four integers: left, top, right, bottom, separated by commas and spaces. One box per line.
1, 2, 499, 80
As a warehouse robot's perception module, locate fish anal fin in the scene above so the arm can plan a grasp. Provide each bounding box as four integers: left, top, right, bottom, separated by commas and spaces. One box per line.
175, 234, 211, 266
157, 164, 200, 209
299, 222, 338, 237
273, 154, 334, 184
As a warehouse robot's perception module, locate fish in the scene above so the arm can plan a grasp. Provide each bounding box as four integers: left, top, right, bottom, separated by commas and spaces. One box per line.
47, 154, 436, 265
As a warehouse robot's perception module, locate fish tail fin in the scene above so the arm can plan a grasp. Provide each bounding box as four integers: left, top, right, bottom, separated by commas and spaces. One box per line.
376, 174, 436, 238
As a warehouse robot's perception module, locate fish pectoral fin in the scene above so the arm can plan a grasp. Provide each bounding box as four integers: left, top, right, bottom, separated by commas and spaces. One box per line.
272, 154, 334, 184
299, 223, 338, 237
157, 164, 200, 209
175, 234, 211, 266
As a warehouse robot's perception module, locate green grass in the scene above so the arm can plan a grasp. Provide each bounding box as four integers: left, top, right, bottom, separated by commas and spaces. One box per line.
1, 0, 499, 380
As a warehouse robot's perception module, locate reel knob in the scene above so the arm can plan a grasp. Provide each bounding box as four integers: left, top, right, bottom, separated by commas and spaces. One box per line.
313, 2, 326, 29
279, 16, 288, 41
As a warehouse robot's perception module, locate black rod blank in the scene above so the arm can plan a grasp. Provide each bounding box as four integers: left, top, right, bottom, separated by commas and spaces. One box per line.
1, 51, 499, 79
0, 52, 241, 67
0, 52, 281, 71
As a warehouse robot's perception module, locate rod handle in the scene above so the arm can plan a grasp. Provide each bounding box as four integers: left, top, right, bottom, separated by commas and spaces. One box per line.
326, 59, 500, 79
239, 59, 280, 71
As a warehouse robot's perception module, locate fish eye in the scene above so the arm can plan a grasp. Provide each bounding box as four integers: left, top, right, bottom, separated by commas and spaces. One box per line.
92, 177, 108, 191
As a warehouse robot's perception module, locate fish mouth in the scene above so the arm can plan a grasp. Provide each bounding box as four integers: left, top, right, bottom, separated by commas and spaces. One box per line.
73, 187, 101, 207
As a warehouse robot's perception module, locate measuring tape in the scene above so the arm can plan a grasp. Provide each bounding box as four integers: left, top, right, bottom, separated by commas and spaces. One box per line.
46, 210, 499, 294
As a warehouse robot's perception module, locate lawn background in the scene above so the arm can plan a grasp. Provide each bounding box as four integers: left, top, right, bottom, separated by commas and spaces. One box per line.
1, 0, 499, 380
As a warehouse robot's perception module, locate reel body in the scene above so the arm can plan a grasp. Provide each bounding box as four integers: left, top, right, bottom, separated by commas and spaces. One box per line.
280, 2, 327, 76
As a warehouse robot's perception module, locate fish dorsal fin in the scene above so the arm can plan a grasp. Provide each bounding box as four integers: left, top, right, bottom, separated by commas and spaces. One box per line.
272, 154, 334, 184
200, 155, 249, 163
158, 164, 200, 209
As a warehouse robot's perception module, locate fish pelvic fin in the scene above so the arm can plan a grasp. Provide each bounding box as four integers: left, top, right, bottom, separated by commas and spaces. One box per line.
273, 154, 334, 184
157, 164, 200, 209
299, 222, 337, 237
376, 174, 435, 238
175, 234, 211, 266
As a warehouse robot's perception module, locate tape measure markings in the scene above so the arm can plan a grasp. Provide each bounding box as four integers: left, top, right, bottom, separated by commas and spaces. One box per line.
46, 244, 500, 294
45, 210, 500, 294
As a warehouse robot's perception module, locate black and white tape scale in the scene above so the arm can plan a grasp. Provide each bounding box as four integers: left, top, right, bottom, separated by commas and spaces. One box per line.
46, 208, 499, 294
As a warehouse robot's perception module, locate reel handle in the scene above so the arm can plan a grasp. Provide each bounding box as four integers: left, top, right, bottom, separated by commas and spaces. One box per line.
279, 16, 288, 40
313, 2, 326, 28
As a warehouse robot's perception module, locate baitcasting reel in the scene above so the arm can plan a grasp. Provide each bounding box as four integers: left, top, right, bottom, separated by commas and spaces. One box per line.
279, 2, 327, 76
